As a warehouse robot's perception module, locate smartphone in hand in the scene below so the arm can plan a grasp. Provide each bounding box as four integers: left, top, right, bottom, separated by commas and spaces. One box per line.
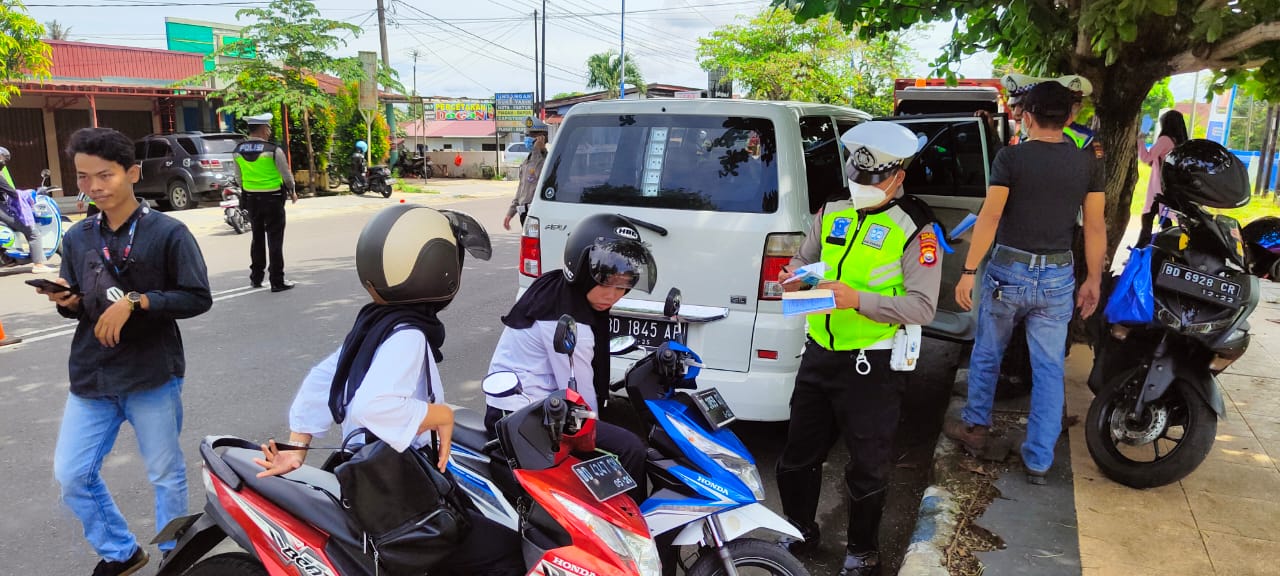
24, 278, 74, 294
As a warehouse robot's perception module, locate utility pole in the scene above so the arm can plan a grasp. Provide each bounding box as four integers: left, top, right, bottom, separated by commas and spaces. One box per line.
618, 0, 626, 100
533, 10, 540, 116
376, 0, 391, 66
540, 0, 546, 118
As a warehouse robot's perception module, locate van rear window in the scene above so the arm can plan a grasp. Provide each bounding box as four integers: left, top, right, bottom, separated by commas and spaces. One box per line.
542, 114, 778, 213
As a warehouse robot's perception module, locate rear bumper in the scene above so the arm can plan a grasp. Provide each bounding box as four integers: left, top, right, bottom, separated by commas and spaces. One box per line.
608, 359, 798, 422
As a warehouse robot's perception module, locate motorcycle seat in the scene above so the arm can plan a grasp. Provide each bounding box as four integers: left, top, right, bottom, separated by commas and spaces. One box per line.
453, 406, 491, 453
219, 447, 362, 545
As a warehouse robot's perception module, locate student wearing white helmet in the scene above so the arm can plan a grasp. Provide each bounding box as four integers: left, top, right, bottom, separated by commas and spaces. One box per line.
775, 121, 944, 575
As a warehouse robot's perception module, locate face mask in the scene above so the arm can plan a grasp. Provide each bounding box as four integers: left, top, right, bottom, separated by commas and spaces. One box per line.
848, 174, 899, 211
524, 136, 535, 149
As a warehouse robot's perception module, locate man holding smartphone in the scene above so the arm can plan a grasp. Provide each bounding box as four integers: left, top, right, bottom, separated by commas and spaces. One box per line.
34, 127, 211, 576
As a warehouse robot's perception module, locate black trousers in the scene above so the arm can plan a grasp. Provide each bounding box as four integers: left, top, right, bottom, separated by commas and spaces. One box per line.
244, 191, 287, 286
485, 405, 648, 502
436, 509, 525, 576
776, 342, 904, 554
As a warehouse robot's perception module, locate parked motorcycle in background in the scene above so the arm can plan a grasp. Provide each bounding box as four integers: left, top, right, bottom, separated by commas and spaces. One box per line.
1087, 141, 1274, 489
1, 168, 65, 264
219, 180, 250, 234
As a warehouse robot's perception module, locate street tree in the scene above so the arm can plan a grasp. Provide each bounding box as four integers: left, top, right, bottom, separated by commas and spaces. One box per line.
44, 19, 71, 40
696, 7, 912, 115
585, 51, 645, 98
1142, 78, 1175, 126
0, 0, 52, 106
191, 0, 367, 193
779, 0, 1280, 256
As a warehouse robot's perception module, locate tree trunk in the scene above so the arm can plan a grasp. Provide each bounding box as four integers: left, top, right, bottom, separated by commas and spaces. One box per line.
303, 105, 316, 196
1094, 79, 1156, 261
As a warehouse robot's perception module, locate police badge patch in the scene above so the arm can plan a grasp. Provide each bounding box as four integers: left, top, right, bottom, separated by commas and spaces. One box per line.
854, 147, 876, 171
831, 217, 852, 239
862, 224, 890, 249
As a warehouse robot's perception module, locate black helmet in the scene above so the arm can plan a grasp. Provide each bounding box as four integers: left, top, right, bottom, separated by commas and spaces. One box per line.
1243, 216, 1280, 279
1161, 140, 1250, 210
562, 213, 657, 293
356, 204, 492, 305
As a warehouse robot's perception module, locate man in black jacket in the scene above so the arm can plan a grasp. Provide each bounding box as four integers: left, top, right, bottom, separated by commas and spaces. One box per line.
35, 127, 212, 576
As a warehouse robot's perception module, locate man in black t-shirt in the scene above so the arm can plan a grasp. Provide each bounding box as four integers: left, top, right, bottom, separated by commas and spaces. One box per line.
944, 82, 1106, 484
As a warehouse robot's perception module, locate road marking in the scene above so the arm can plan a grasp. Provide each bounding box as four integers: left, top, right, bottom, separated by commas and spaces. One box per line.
2, 285, 272, 350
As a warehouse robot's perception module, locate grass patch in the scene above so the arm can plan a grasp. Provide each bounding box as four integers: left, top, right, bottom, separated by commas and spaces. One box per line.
1130, 161, 1280, 225
393, 182, 439, 194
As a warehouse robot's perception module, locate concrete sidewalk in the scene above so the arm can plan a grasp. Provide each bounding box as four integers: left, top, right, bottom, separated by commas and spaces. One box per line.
1068, 283, 1280, 576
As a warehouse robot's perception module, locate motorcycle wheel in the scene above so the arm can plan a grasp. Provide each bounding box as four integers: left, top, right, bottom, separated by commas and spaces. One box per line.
182, 552, 268, 576
351, 182, 366, 195
224, 208, 243, 234
686, 539, 810, 576
1086, 369, 1217, 489
424, 165, 434, 179
380, 182, 393, 198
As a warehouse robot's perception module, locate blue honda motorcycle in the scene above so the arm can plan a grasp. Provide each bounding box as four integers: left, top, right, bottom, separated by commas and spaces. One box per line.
1, 169, 65, 264
611, 288, 808, 576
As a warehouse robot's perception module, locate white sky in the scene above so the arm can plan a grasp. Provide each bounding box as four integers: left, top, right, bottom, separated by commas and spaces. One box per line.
24, 0, 1201, 102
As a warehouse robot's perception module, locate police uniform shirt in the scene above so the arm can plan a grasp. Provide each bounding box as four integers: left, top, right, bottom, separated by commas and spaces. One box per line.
791, 192, 943, 327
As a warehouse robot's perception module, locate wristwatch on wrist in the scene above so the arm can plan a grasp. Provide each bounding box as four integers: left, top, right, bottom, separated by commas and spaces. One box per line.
126, 291, 143, 311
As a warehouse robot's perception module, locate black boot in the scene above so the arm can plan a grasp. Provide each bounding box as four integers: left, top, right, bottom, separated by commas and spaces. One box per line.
842, 488, 887, 576
776, 464, 823, 555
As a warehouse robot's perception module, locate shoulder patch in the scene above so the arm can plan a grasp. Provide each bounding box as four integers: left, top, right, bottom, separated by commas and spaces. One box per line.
918, 228, 939, 267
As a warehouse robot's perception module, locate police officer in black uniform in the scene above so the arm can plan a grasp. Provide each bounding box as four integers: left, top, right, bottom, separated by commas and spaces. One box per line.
776, 122, 944, 576
233, 113, 297, 292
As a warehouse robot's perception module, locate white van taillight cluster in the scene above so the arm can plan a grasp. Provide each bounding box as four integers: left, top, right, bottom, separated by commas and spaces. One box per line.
760, 232, 805, 300
520, 216, 542, 278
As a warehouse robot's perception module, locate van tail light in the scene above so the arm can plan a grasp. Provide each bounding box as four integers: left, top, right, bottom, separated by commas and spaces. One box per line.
520, 216, 542, 278
199, 159, 222, 170
760, 233, 805, 300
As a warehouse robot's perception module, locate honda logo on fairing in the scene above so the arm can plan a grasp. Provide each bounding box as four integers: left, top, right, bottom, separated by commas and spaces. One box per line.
696, 475, 730, 496
552, 555, 598, 576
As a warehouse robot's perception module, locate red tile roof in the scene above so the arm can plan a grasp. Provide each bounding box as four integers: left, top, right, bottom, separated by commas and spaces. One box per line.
403, 120, 496, 138
45, 40, 206, 85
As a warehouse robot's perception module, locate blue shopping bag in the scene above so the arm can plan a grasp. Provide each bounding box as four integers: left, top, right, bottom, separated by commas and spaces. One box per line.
1104, 246, 1154, 325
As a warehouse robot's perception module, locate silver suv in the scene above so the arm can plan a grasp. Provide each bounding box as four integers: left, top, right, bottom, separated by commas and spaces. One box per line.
133, 132, 245, 210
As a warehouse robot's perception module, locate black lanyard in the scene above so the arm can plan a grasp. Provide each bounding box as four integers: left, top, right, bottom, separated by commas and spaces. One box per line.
97, 205, 147, 276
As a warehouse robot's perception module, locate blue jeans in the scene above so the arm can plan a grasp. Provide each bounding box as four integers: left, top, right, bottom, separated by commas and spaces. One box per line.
53, 377, 187, 561
962, 246, 1075, 473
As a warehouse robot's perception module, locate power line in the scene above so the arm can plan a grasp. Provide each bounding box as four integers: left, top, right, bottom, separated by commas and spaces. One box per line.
27, 1, 268, 6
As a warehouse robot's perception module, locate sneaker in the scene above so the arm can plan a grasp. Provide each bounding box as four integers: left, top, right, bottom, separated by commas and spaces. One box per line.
92, 547, 148, 576
839, 550, 880, 576
943, 418, 989, 457
29, 263, 56, 274
1025, 465, 1048, 486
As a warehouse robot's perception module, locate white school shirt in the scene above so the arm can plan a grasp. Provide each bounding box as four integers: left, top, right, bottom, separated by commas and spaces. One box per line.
288, 327, 446, 453
486, 320, 598, 413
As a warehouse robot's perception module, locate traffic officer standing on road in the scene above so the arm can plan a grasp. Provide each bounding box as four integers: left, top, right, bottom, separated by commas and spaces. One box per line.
502, 118, 550, 231
234, 113, 296, 292
776, 121, 944, 576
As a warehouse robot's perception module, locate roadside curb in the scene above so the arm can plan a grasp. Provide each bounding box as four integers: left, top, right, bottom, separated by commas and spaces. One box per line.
897, 373, 968, 576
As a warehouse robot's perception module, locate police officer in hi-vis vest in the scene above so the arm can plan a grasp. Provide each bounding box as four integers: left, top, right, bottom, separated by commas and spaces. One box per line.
234, 113, 297, 292
776, 121, 943, 576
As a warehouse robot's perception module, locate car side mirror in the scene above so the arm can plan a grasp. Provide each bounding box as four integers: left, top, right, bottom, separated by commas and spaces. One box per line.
664, 287, 682, 318
609, 336, 640, 356
553, 314, 577, 356
482, 371, 523, 399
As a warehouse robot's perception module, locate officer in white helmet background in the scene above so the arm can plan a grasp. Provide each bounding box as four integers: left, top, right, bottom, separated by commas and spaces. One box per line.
774, 122, 945, 575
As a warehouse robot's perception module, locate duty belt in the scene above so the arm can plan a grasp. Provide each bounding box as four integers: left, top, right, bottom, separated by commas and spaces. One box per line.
992, 245, 1073, 268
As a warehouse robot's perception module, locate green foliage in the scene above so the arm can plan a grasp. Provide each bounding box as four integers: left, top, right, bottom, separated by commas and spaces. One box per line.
1227, 92, 1274, 151
585, 51, 646, 98
552, 91, 586, 99
334, 81, 390, 175
1142, 78, 1175, 124
43, 19, 70, 40
697, 7, 911, 113
0, 0, 52, 106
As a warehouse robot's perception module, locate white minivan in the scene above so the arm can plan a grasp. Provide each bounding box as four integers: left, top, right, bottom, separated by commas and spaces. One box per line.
517, 99, 997, 420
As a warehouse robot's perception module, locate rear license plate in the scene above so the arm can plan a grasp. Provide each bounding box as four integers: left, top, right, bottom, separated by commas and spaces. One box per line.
1155, 262, 1244, 308
572, 454, 637, 502
219, 198, 239, 208
610, 316, 685, 349
385, 178, 397, 184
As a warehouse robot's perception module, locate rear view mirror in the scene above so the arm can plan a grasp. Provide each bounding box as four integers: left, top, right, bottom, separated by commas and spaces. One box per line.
554, 314, 577, 356
664, 288, 682, 318
482, 372, 522, 398
610, 336, 639, 356
40, 169, 50, 179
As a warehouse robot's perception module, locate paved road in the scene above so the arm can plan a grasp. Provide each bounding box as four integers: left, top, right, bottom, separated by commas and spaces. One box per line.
0, 183, 956, 575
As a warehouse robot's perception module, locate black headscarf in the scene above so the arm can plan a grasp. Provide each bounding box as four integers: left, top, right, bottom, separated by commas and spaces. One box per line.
329, 302, 447, 424
501, 270, 612, 405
